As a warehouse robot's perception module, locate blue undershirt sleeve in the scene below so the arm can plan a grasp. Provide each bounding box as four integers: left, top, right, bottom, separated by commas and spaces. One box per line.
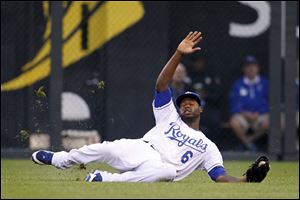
154, 88, 172, 108
208, 166, 227, 182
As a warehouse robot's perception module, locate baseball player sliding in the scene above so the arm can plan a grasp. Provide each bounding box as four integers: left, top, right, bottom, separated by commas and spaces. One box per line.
32, 31, 270, 183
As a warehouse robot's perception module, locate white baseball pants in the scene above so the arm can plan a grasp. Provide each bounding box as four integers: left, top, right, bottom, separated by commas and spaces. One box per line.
51, 138, 176, 182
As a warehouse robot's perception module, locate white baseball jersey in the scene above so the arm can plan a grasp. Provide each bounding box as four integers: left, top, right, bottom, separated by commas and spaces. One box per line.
142, 97, 224, 181
51, 89, 224, 182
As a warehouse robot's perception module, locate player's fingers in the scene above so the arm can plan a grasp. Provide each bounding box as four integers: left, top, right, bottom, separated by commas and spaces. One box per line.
194, 36, 203, 44
192, 32, 202, 43
189, 31, 197, 40
189, 31, 199, 40
185, 31, 193, 40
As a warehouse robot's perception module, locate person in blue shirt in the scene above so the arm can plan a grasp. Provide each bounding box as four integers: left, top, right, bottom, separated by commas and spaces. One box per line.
229, 55, 269, 152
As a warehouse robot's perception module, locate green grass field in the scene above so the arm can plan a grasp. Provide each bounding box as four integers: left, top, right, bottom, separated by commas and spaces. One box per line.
1, 159, 299, 199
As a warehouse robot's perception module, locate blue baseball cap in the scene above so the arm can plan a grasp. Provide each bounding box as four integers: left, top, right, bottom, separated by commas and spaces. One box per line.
176, 91, 204, 107
243, 55, 259, 67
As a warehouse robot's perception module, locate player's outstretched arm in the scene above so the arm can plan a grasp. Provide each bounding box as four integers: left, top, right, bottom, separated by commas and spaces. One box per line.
155, 31, 202, 92
215, 156, 270, 183
216, 175, 247, 183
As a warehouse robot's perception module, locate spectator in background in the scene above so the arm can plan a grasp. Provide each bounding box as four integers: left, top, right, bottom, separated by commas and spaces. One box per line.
170, 63, 192, 102
188, 54, 223, 140
229, 55, 269, 152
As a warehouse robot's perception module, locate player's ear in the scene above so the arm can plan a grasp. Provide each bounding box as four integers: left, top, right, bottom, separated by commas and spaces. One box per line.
199, 106, 203, 113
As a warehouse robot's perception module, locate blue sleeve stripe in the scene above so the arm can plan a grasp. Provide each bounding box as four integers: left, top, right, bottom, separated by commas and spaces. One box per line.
154, 88, 172, 108
208, 166, 226, 182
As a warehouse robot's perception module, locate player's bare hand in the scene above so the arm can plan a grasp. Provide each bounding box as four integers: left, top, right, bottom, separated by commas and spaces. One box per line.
177, 31, 202, 55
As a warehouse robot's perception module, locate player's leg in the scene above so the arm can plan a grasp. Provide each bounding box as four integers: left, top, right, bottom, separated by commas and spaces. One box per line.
32, 139, 157, 171
85, 160, 177, 182
33, 139, 144, 170
32, 143, 113, 169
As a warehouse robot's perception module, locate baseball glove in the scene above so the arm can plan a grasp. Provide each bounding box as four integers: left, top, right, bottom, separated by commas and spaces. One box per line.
243, 155, 270, 182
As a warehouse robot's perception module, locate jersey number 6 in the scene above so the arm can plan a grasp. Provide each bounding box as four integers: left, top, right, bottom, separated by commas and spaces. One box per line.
181, 151, 193, 164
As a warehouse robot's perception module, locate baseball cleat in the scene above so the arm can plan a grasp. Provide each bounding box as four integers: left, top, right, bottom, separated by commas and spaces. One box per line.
85, 170, 103, 182
31, 150, 54, 165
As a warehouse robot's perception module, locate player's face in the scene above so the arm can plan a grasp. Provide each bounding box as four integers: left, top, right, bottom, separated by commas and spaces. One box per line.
179, 98, 202, 119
